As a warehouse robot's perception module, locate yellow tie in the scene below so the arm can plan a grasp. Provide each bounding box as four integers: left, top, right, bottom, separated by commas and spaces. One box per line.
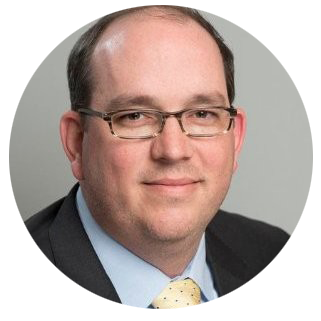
152, 278, 201, 309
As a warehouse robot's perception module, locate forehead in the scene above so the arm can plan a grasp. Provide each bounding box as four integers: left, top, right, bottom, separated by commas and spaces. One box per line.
90, 12, 227, 107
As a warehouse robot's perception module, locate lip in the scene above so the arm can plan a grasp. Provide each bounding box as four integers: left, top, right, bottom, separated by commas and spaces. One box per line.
144, 178, 200, 186
142, 178, 201, 197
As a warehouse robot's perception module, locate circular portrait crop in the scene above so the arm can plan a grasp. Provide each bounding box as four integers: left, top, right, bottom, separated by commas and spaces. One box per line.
10, 5, 312, 309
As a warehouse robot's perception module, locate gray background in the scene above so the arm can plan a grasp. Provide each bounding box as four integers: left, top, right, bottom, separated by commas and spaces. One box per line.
9, 10, 312, 234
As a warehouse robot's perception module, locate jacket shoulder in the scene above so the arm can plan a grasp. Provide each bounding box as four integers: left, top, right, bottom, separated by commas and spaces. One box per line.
25, 197, 65, 262
208, 210, 290, 272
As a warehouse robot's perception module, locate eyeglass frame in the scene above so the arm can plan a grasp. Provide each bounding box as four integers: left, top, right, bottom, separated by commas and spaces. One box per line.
77, 106, 237, 139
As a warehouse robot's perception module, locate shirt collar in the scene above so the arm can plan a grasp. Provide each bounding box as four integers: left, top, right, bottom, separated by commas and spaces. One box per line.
76, 186, 215, 307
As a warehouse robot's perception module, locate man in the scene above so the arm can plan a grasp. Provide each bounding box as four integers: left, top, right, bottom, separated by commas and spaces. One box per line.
26, 6, 289, 308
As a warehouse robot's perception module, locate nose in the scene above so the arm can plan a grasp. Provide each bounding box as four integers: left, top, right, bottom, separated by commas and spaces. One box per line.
150, 116, 194, 163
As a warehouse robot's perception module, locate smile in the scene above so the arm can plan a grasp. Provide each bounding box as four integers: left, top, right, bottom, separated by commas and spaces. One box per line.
145, 178, 200, 186
143, 178, 202, 195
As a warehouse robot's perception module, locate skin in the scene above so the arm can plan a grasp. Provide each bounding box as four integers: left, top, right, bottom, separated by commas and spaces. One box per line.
60, 11, 246, 277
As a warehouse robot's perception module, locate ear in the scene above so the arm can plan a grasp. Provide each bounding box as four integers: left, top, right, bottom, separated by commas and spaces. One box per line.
232, 107, 247, 172
60, 110, 84, 180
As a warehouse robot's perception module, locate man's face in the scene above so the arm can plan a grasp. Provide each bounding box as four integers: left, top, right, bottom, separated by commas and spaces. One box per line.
79, 15, 244, 244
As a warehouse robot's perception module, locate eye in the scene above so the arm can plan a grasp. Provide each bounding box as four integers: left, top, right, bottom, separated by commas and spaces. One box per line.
117, 111, 146, 122
195, 110, 209, 118
192, 110, 218, 119
126, 112, 144, 120
113, 110, 159, 127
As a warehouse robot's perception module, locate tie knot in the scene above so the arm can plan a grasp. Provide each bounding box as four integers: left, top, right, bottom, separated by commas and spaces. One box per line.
152, 278, 201, 309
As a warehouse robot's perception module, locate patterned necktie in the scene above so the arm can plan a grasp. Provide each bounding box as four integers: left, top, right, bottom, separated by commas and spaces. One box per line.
152, 278, 201, 309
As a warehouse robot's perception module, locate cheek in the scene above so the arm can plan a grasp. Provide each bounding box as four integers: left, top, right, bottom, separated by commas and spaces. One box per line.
106, 145, 137, 182
199, 136, 235, 178
83, 131, 146, 187
81, 128, 113, 184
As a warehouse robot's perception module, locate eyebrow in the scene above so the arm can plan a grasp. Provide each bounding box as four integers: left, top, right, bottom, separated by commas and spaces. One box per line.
104, 91, 228, 111
183, 93, 228, 108
105, 95, 161, 111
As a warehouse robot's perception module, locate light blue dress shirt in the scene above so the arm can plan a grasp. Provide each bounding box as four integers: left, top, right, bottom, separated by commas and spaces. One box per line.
76, 186, 218, 308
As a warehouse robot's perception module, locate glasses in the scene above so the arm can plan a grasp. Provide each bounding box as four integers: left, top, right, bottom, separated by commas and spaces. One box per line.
78, 106, 237, 139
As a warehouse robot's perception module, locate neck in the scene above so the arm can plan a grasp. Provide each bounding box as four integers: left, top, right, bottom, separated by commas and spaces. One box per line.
107, 225, 203, 278
94, 213, 203, 277
91, 210, 205, 277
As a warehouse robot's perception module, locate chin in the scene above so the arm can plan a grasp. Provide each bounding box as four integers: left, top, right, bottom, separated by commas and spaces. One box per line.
139, 209, 204, 243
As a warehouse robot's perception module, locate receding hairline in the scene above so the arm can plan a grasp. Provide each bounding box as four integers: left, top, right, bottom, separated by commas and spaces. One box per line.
103, 6, 193, 25
90, 6, 223, 79
90, 7, 221, 99
92, 6, 197, 52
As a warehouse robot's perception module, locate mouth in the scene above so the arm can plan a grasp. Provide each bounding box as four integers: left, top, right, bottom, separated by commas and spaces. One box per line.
144, 178, 201, 186
142, 178, 203, 195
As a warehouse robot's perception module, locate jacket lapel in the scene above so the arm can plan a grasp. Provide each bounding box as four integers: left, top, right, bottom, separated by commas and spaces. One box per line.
48, 184, 121, 303
205, 212, 251, 296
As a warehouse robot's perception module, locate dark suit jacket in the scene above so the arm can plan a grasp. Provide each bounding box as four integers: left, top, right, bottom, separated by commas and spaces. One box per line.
25, 184, 289, 303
